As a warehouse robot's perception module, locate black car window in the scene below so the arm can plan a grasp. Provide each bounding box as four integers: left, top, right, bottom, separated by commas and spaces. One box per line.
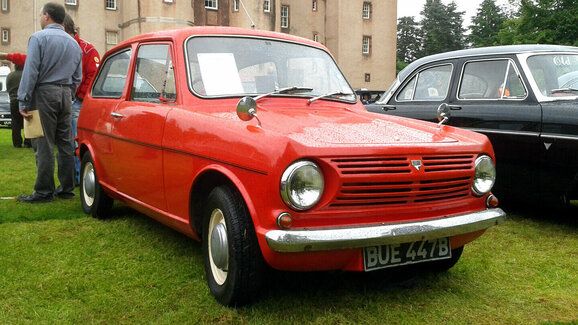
396, 64, 452, 102
131, 44, 176, 103
92, 49, 132, 98
458, 59, 526, 100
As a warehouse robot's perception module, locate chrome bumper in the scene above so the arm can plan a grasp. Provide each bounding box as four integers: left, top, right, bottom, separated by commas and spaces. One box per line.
265, 208, 506, 253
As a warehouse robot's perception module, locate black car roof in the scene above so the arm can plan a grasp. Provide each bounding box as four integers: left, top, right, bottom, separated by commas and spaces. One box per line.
399, 44, 578, 81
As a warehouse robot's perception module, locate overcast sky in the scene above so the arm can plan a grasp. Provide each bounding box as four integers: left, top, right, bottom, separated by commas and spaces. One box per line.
397, 0, 512, 29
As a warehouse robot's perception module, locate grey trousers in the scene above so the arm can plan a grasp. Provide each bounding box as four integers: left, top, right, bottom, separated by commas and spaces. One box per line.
30, 85, 75, 197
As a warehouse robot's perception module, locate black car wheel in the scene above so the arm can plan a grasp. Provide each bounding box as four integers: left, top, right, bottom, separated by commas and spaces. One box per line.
202, 185, 264, 306
80, 152, 113, 219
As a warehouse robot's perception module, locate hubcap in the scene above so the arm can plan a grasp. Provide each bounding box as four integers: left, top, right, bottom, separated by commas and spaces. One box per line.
208, 208, 228, 285
82, 162, 96, 207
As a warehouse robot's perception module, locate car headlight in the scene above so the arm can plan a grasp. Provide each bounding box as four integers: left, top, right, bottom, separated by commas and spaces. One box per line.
280, 160, 324, 210
472, 155, 496, 196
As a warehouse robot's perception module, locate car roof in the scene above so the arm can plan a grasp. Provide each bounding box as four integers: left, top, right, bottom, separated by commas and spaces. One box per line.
399, 44, 578, 81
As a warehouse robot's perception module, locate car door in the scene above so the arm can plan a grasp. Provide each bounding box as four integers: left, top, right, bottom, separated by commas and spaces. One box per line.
110, 43, 176, 211
450, 57, 542, 195
88, 48, 133, 190
384, 61, 456, 122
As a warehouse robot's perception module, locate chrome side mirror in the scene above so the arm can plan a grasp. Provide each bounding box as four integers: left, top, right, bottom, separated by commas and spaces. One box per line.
236, 96, 262, 126
437, 103, 451, 126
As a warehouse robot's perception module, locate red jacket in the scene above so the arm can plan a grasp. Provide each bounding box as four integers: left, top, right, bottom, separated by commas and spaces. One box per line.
74, 34, 100, 100
5, 53, 26, 68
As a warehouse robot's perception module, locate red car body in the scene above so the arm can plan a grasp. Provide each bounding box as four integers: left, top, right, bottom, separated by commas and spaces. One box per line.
77, 27, 505, 306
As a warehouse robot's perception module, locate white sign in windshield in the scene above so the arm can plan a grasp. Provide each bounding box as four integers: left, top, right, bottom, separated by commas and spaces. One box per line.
198, 53, 244, 95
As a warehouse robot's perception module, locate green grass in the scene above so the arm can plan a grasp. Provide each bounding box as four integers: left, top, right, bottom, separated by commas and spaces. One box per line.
0, 128, 577, 324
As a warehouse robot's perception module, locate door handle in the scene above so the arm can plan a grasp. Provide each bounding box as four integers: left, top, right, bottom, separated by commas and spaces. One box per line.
448, 105, 462, 110
381, 105, 397, 112
110, 112, 125, 119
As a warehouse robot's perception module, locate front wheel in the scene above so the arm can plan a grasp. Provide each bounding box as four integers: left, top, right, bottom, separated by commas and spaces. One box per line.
202, 185, 264, 306
80, 152, 113, 219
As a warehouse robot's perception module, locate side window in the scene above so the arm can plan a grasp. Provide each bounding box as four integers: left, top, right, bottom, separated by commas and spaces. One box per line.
92, 49, 132, 98
459, 59, 526, 100
131, 44, 176, 103
396, 64, 452, 101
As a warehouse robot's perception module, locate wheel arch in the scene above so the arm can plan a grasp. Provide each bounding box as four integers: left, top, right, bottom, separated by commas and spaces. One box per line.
189, 165, 258, 237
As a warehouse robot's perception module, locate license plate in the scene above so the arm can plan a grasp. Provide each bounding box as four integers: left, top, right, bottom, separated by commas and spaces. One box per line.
363, 238, 451, 271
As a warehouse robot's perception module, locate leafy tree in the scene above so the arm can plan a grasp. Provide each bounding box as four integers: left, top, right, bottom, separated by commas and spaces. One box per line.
397, 16, 422, 64
497, 0, 578, 46
420, 0, 466, 56
469, 0, 507, 47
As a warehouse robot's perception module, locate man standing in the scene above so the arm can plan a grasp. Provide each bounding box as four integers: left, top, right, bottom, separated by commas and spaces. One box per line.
17, 2, 82, 203
63, 14, 100, 185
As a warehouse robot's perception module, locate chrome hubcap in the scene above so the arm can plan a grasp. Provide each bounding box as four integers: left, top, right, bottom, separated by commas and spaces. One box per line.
82, 162, 96, 207
208, 208, 228, 285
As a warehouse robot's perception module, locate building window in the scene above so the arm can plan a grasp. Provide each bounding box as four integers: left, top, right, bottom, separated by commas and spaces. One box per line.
281, 5, 289, 28
1, 28, 9, 44
205, 0, 218, 9
365, 73, 371, 82
263, 0, 270, 12
312, 0, 317, 11
363, 2, 371, 19
313, 33, 319, 42
233, 0, 239, 11
105, 0, 117, 10
1, 0, 8, 12
362, 36, 371, 55
106, 31, 118, 46
65, 0, 78, 6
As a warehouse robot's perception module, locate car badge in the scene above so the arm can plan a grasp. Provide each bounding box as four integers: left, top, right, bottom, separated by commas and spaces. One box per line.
411, 160, 422, 171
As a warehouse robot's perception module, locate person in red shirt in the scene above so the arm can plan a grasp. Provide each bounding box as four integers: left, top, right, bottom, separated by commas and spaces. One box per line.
0, 52, 31, 148
63, 14, 100, 184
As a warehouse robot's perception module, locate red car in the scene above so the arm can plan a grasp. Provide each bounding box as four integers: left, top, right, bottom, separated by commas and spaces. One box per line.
77, 27, 505, 306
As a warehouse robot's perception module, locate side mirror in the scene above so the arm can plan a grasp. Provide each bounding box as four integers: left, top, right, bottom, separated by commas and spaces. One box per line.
237, 96, 257, 121
437, 103, 451, 126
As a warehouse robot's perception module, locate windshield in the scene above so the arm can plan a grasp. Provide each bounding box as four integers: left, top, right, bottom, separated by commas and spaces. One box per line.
526, 53, 578, 99
186, 36, 354, 101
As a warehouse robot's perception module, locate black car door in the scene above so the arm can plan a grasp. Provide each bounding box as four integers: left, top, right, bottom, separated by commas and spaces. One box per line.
449, 56, 542, 196
381, 60, 456, 122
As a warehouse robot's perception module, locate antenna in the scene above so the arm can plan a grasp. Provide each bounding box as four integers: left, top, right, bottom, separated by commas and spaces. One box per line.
238, 0, 256, 29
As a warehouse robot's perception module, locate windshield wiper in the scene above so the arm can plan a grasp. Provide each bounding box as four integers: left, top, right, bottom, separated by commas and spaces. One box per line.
254, 86, 313, 101
550, 88, 578, 95
307, 91, 355, 104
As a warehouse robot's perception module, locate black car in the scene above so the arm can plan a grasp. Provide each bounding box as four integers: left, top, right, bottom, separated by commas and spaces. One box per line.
0, 91, 11, 127
366, 45, 578, 205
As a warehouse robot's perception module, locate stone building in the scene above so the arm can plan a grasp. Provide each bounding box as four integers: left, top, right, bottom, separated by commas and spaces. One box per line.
0, 0, 396, 89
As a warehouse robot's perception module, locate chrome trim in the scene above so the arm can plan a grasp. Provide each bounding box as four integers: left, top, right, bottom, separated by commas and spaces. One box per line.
465, 128, 539, 137
456, 58, 528, 101
265, 208, 506, 252
540, 133, 578, 141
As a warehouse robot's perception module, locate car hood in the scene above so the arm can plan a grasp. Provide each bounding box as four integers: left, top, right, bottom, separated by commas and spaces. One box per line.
218, 103, 462, 146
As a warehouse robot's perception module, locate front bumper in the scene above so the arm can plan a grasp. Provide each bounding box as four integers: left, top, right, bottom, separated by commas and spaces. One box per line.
265, 208, 505, 253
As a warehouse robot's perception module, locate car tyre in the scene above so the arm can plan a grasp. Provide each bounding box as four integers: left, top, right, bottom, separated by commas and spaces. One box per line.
425, 246, 464, 273
202, 185, 264, 306
80, 152, 113, 219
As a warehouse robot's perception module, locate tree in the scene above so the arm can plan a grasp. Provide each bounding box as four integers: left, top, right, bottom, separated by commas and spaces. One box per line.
397, 16, 422, 64
420, 0, 466, 56
497, 0, 578, 46
469, 0, 507, 47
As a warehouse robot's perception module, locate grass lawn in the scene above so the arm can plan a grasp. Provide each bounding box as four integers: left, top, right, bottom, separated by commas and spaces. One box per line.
0, 128, 577, 324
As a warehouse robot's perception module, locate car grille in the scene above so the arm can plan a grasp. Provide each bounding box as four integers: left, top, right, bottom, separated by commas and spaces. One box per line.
326, 154, 475, 208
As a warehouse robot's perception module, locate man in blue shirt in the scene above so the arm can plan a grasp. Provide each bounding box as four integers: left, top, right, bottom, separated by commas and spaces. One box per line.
17, 2, 82, 203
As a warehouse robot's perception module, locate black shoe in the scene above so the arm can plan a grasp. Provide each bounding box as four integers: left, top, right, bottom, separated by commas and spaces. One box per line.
17, 194, 54, 203
55, 188, 75, 199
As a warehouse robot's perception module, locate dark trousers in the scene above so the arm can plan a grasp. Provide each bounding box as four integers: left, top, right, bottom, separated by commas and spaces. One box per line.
31, 85, 75, 198
10, 98, 28, 148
